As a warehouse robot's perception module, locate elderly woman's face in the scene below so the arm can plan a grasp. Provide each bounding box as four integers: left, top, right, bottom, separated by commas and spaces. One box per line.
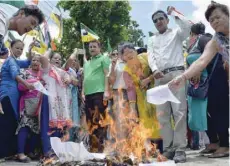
209, 8, 229, 34
122, 48, 137, 62
50, 53, 62, 68
31, 55, 41, 71
109, 50, 118, 61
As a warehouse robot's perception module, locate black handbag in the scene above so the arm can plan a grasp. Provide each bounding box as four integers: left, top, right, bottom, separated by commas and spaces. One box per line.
187, 54, 219, 99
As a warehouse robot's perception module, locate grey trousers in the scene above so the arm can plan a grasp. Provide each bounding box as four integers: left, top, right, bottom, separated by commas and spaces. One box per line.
155, 70, 187, 152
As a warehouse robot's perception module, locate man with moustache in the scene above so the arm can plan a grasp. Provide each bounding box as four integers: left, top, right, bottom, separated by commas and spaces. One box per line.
147, 6, 192, 163
83, 40, 110, 152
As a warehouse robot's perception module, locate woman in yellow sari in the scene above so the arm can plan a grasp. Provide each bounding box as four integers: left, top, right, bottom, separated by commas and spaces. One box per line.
121, 44, 160, 140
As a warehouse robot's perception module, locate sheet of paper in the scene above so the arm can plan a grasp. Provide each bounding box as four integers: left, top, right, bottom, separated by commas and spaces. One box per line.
51, 137, 105, 163
33, 81, 52, 96
139, 160, 176, 166
147, 84, 180, 105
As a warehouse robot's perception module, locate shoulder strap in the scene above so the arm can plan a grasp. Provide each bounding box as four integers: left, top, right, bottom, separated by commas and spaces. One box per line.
207, 54, 219, 81
188, 36, 200, 53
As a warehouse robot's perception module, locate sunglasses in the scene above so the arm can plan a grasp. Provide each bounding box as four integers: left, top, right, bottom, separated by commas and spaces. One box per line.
153, 17, 164, 23
111, 53, 118, 56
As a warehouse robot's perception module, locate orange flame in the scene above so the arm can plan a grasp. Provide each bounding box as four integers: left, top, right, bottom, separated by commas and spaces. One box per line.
97, 88, 166, 163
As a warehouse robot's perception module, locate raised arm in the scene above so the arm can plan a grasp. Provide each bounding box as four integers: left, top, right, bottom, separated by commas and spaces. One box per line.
108, 58, 117, 86
168, 6, 192, 41
27, 40, 36, 61
64, 48, 78, 70
40, 49, 51, 70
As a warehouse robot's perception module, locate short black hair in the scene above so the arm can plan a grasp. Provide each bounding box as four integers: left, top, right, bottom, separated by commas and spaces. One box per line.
10, 39, 24, 47
205, 2, 229, 22
191, 22, 206, 35
14, 5, 44, 24
120, 43, 135, 55
152, 10, 168, 21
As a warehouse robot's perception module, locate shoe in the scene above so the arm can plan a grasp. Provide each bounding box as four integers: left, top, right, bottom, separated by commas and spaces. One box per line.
162, 151, 175, 160
173, 151, 186, 163
200, 148, 216, 154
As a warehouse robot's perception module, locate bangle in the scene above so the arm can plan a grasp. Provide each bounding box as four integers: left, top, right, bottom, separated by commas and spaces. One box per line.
182, 74, 188, 81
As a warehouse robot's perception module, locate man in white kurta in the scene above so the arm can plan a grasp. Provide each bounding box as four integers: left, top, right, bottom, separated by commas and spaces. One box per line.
147, 7, 191, 163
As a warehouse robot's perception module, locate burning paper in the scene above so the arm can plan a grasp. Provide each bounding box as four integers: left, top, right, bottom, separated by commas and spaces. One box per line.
146, 84, 180, 105
50, 137, 105, 163
33, 81, 52, 96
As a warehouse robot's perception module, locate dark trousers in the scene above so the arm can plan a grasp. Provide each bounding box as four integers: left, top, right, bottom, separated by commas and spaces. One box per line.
85, 92, 107, 152
40, 95, 53, 156
191, 131, 199, 148
17, 127, 39, 154
0, 97, 17, 158
206, 62, 229, 147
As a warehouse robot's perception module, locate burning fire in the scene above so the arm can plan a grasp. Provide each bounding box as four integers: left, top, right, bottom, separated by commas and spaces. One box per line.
86, 56, 167, 163
98, 88, 167, 163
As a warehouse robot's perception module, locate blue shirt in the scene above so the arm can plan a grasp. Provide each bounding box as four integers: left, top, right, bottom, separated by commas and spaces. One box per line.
0, 56, 31, 119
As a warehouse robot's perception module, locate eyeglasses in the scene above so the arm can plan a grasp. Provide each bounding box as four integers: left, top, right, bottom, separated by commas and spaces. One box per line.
153, 17, 164, 23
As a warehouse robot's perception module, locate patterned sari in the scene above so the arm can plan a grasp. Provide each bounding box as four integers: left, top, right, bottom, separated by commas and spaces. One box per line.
16, 69, 43, 134
123, 53, 160, 139
42, 65, 72, 130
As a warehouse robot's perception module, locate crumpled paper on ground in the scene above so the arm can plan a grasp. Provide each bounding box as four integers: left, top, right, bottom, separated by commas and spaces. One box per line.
50, 137, 105, 163
139, 160, 176, 166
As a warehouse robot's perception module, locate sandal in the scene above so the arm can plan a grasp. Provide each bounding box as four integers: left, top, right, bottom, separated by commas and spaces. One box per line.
200, 148, 216, 154
28, 152, 40, 160
17, 156, 31, 163
208, 152, 229, 158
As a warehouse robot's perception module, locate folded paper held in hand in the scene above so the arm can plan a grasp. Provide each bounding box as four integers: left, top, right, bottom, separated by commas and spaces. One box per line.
147, 84, 180, 105
33, 81, 52, 96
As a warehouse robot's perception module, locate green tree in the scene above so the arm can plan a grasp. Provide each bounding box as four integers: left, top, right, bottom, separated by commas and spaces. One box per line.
148, 31, 154, 37
56, 1, 132, 58
127, 20, 145, 47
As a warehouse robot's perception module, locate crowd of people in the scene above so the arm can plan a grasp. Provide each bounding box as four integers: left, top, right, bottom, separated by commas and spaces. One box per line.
0, 1, 229, 165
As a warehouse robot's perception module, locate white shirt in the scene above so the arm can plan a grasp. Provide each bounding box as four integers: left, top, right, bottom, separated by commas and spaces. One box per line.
108, 59, 126, 89
147, 11, 191, 72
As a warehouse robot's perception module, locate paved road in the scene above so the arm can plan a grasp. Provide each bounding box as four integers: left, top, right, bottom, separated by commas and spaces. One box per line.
1, 149, 229, 166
